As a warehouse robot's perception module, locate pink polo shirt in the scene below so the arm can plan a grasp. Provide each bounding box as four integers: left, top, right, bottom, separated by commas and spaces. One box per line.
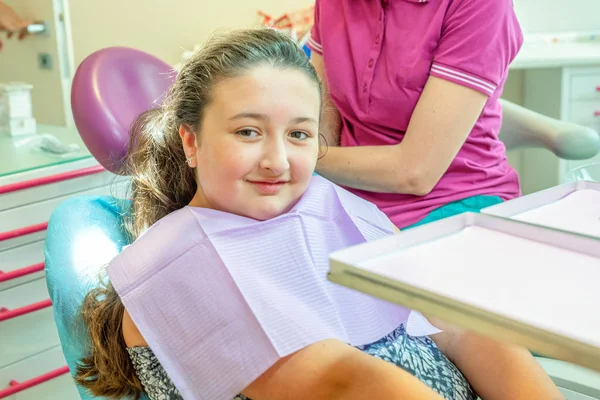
308, 0, 523, 228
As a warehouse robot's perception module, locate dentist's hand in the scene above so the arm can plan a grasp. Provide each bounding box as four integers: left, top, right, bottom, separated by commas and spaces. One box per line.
0, 1, 32, 50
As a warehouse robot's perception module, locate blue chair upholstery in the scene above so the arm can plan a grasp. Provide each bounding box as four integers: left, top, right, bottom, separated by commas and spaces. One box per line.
44, 195, 149, 400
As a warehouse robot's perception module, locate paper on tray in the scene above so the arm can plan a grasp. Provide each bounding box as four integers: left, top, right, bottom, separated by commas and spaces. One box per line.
358, 225, 600, 348
514, 189, 600, 238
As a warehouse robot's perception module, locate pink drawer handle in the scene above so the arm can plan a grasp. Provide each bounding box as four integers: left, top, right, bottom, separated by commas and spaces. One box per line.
0, 299, 52, 322
595, 110, 600, 117
0, 263, 45, 283
596, 86, 600, 92
0, 222, 48, 243
0, 165, 105, 195
0, 365, 69, 398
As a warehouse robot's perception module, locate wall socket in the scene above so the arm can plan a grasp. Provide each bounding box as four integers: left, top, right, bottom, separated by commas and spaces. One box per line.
38, 53, 53, 70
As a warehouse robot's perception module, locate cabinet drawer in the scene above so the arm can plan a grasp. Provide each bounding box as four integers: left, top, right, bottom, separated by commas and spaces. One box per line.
0, 277, 49, 310
0, 181, 128, 251
0, 345, 79, 400
0, 278, 59, 368
570, 73, 600, 101
0, 184, 121, 233
569, 100, 600, 124
0, 241, 45, 292
0, 166, 112, 212
0, 232, 45, 255
0, 306, 59, 369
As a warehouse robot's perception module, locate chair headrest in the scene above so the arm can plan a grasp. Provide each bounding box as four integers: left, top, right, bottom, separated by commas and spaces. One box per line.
71, 47, 176, 174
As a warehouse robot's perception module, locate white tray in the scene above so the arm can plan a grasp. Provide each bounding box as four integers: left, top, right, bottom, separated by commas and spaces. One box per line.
482, 181, 600, 238
328, 212, 600, 372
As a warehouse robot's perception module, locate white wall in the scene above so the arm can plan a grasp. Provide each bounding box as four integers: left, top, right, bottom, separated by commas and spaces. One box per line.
1, 0, 313, 126
514, 0, 600, 34
4, 0, 599, 127
68, 0, 313, 67
64, 0, 600, 78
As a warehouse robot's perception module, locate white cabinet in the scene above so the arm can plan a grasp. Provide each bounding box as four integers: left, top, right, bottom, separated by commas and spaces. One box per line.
569, 74, 600, 101
0, 157, 120, 399
0, 346, 80, 400
0, 240, 45, 291
519, 66, 600, 194
0, 281, 60, 369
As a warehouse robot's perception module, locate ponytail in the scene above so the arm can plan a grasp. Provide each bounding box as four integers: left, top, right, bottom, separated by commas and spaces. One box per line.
75, 281, 143, 398
122, 108, 197, 240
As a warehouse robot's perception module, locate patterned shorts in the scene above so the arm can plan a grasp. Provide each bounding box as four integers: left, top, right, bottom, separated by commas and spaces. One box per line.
237, 324, 475, 400
130, 324, 475, 400
356, 324, 476, 400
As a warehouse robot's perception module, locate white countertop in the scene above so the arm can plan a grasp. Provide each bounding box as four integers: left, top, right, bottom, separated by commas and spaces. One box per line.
0, 124, 91, 179
512, 43, 600, 69
511, 32, 600, 69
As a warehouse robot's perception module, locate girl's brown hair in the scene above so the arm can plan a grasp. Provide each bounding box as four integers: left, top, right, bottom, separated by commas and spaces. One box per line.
75, 28, 322, 398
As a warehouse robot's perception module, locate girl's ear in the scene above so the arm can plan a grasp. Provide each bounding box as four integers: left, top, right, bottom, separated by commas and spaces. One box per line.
179, 124, 198, 168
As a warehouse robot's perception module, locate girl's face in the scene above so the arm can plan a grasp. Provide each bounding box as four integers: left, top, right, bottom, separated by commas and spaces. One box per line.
181, 65, 321, 220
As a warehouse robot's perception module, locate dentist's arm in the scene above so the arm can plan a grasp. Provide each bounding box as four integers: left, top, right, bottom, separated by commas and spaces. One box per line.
312, 53, 486, 196
311, 53, 342, 147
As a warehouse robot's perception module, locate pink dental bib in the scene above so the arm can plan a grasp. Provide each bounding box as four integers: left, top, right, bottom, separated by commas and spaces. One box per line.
108, 176, 438, 399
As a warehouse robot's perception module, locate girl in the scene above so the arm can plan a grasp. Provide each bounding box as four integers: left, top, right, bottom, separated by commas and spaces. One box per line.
75, 29, 560, 400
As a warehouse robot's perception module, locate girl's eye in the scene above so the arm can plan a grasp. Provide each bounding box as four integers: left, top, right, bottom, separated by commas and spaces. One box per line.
290, 131, 309, 140
237, 129, 259, 138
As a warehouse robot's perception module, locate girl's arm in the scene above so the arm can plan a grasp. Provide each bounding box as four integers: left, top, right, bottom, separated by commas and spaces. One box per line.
429, 318, 564, 400
123, 309, 444, 400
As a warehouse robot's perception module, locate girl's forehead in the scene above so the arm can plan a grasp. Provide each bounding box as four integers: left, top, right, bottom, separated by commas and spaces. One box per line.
208, 66, 321, 119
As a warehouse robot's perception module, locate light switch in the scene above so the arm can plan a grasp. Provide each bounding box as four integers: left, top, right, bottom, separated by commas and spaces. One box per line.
38, 53, 53, 70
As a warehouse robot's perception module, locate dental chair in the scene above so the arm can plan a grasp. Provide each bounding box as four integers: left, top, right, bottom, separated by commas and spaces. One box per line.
45, 46, 600, 400
45, 47, 174, 400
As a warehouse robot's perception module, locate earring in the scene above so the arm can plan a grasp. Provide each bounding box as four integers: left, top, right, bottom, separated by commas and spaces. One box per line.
186, 155, 194, 166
